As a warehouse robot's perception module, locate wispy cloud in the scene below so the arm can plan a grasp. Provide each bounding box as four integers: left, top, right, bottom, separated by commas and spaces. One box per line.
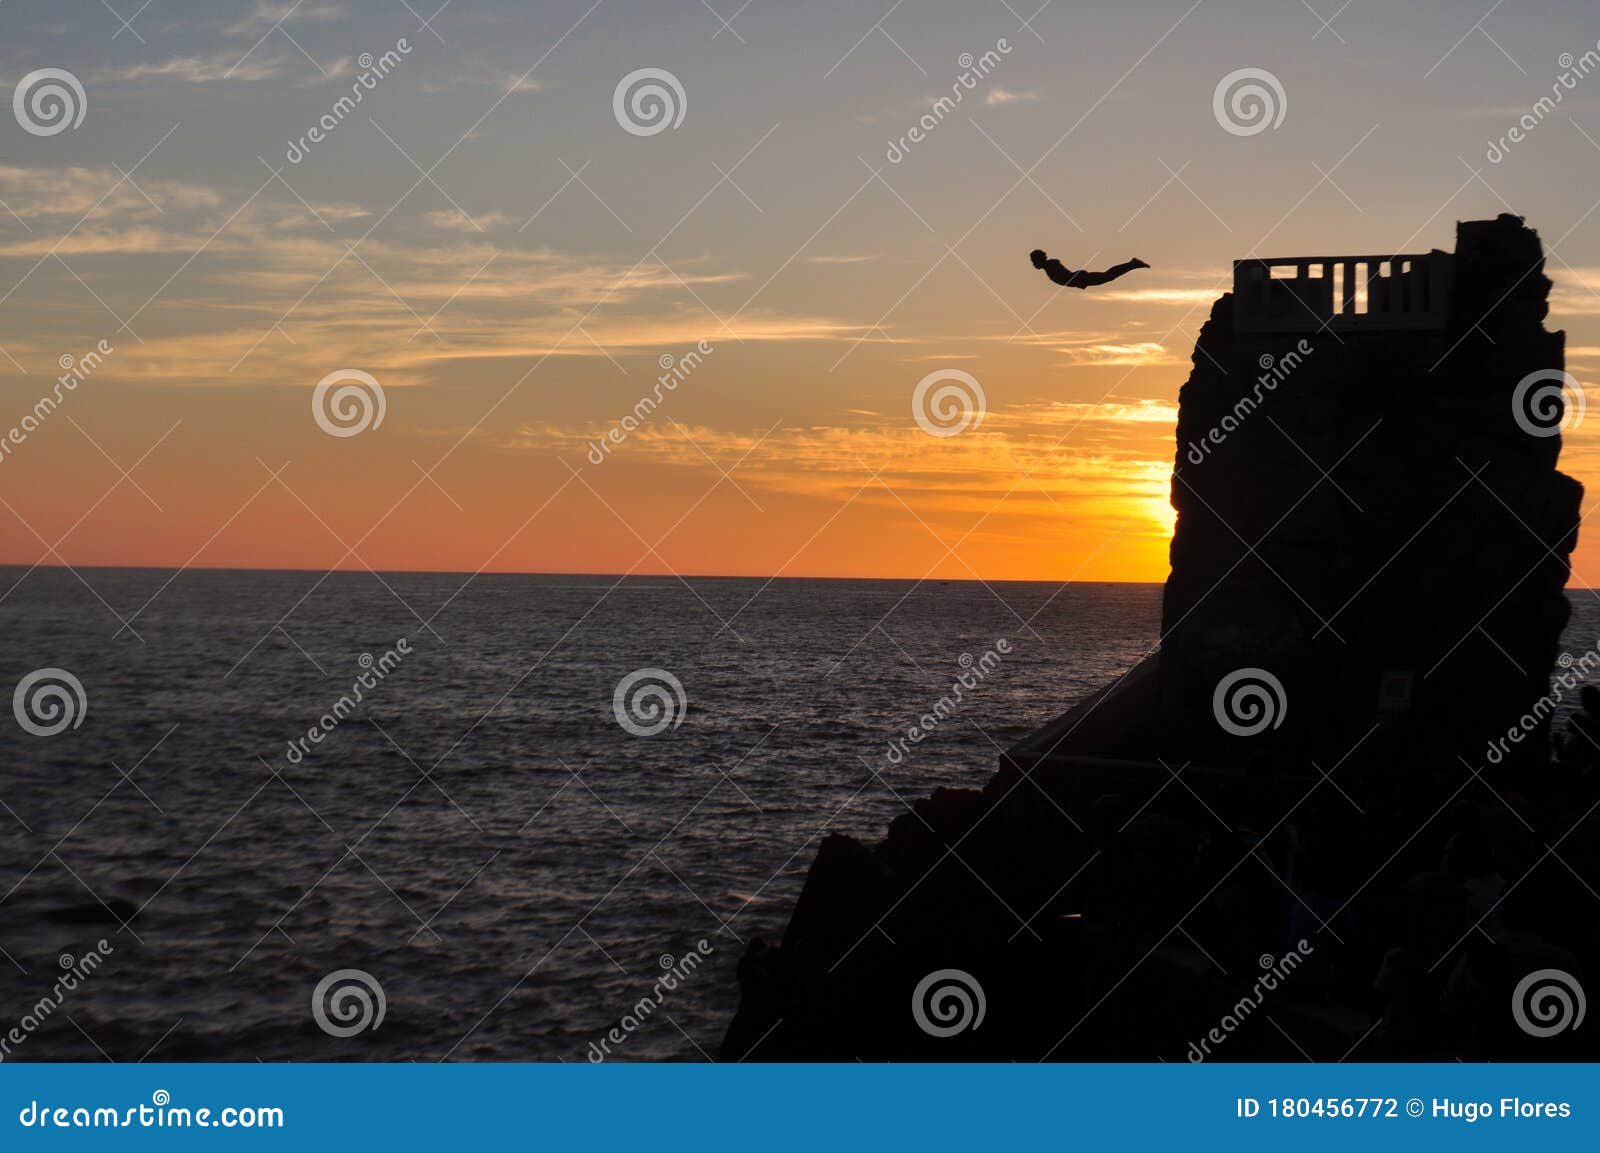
1550, 267, 1600, 317
1000, 327, 1183, 367
507, 406, 1176, 528
985, 87, 1038, 106
221, 1, 346, 36
419, 61, 545, 96
422, 209, 517, 232
21, 242, 859, 389
94, 51, 289, 84
0, 164, 225, 223
1057, 341, 1179, 367
1098, 286, 1222, 306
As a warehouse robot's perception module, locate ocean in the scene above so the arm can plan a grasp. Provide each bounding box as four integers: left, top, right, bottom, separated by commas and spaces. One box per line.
1, 568, 1595, 1062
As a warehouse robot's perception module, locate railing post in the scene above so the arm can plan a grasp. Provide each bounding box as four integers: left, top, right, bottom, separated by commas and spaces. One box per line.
1234, 252, 1449, 332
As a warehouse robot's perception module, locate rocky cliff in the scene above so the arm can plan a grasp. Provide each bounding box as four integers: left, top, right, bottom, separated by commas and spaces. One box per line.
720, 216, 1596, 1062
1163, 214, 1579, 779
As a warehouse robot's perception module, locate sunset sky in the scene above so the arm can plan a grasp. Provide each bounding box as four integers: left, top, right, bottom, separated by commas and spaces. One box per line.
3, 0, 1600, 583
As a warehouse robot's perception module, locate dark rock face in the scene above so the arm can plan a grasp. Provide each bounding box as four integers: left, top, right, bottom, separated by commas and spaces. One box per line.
721, 217, 1597, 1062
1163, 214, 1580, 779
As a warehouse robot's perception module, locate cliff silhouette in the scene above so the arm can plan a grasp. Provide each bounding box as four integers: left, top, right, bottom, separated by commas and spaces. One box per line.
721, 215, 1598, 1062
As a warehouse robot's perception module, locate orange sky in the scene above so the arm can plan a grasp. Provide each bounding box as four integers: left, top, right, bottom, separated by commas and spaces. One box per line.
4, 2, 1600, 587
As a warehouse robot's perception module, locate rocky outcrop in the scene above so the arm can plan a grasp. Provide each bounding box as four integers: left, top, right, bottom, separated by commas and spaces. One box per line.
1163, 214, 1580, 779
721, 217, 1596, 1062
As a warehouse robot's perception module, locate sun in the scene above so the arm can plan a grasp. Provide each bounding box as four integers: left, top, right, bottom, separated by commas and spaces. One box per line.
1143, 493, 1178, 539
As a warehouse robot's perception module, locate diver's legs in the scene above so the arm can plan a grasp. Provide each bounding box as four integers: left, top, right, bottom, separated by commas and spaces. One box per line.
1070, 260, 1147, 288
1099, 259, 1148, 283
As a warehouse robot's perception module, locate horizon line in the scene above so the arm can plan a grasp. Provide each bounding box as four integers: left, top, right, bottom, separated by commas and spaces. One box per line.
0, 561, 1174, 586
7, 563, 1595, 595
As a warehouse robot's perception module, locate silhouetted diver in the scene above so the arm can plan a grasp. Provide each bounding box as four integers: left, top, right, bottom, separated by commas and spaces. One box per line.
1030, 250, 1149, 289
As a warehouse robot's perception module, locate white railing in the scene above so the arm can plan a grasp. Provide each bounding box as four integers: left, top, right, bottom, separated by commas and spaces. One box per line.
1233, 252, 1453, 333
